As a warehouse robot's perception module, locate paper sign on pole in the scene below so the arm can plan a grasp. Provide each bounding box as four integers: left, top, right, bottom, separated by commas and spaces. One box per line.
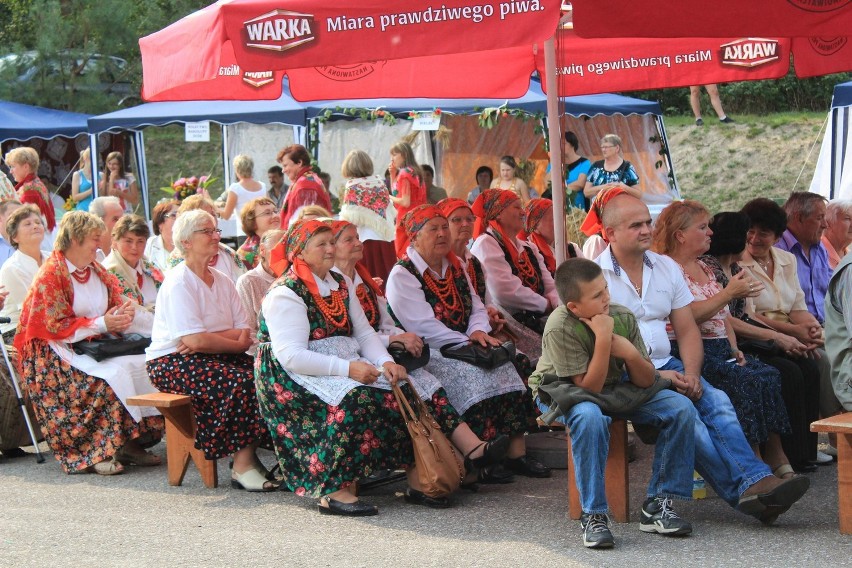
412, 112, 441, 131
185, 121, 211, 142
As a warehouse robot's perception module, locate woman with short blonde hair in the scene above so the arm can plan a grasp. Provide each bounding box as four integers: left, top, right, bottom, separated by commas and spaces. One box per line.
4, 147, 55, 232
221, 154, 266, 228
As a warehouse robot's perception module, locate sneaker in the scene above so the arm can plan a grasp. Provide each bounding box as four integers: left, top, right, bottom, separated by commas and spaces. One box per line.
814, 450, 834, 465
720, 116, 735, 124
823, 444, 838, 458
695, 118, 704, 126
580, 513, 614, 549
639, 497, 693, 536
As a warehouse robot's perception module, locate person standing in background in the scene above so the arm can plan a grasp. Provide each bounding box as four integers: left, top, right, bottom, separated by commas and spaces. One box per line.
422, 164, 447, 204
690, 85, 734, 126
564, 131, 592, 211
71, 148, 97, 212
266, 165, 287, 210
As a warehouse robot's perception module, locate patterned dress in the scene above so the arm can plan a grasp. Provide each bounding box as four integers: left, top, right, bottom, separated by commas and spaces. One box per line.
17, 252, 163, 472
254, 270, 458, 498
391, 258, 533, 440
670, 259, 791, 445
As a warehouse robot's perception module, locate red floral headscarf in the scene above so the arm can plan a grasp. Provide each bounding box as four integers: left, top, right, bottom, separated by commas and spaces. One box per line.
471, 188, 518, 238
581, 186, 628, 240
330, 219, 383, 298
521, 198, 556, 274
269, 219, 332, 296
437, 197, 471, 220
403, 204, 445, 239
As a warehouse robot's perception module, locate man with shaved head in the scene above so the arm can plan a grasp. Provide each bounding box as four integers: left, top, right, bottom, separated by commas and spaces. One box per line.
593, 194, 810, 525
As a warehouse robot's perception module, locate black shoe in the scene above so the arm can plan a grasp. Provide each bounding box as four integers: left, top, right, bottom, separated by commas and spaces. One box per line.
404, 488, 452, 509
505, 455, 551, 478
640, 497, 692, 536
463, 435, 510, 472
791, 461, 817, 473
477, 464, 516, 484
317, 496, 378, 517
695, 118, 704, 126
0, 448, 27, 458
720, 116, 735, 124
581, 513, 615, 549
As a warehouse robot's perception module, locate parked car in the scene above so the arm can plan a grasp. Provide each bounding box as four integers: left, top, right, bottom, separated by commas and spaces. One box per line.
0, 50, 136, 103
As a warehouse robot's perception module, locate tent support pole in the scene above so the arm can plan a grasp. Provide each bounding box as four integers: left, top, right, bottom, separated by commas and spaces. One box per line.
89, 133, 99, 199
544, 35, 565, 265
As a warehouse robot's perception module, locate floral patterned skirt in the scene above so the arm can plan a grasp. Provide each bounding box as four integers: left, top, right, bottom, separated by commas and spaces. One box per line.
146, 352, 270, 460
672, 338, 791, 444
22, 340, 164, 473
461, 390, 535, 441
255, 343, 469, 498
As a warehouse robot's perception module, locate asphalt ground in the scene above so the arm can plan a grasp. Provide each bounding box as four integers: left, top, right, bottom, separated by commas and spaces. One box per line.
0, 435, 848, 567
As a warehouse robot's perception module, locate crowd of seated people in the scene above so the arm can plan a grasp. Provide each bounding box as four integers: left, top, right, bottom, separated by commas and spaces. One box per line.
2, 140, 851, 551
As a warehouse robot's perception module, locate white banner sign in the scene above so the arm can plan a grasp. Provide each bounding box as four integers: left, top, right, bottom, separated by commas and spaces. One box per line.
412, 112, 441, 131
185, 121, 211, 142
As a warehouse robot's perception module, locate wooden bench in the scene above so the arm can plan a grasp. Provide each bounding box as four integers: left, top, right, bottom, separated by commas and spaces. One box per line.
126, 393, 218, 489
811, 412, 852, 534
566, 418, 629, 522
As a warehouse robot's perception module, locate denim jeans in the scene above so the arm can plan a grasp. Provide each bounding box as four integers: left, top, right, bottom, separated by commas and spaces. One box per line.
538, 388, 696, 514
658, 357, 773, 507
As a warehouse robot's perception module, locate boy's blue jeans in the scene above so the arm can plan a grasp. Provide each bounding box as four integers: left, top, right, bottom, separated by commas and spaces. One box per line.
537, 388, 695, 514
657, 357, 773, 506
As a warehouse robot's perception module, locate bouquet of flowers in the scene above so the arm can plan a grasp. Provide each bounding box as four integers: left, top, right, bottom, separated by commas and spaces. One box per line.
163, 175, 217, 202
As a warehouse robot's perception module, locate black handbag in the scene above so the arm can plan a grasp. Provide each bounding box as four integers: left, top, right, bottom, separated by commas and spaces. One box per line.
387, 340, 430, 372
511, 310, 549, 334
72, 334, 151, 362
439, 340, 516, 370
738, 338, 782, 357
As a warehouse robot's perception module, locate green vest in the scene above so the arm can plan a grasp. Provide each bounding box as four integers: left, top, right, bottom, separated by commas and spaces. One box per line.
824, 251, 852, 411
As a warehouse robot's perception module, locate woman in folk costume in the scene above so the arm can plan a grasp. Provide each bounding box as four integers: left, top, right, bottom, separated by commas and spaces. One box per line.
338, 149, 397, 285
255, 219, 491, 514
470, 189, 559, 335
277, 144, 331, 228
331, 218, 511, 486
103, 215, 164, 335
16, 211, 163, 476
4, 147, 56, 234
438, 197, 542, 371
386, 205, 550, 480
519, 198, 583, 277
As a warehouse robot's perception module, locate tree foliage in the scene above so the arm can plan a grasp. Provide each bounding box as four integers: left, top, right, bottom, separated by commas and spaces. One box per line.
0, 0, 209, 113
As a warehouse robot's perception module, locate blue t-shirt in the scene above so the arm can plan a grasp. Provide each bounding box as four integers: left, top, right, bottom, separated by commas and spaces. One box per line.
566, 157, 592, 210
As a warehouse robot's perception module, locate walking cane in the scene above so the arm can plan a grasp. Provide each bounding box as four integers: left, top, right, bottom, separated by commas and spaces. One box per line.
0, 317, 45, 463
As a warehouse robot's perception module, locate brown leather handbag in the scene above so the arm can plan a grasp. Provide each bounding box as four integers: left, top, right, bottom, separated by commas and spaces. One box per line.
392, 381, 464, 498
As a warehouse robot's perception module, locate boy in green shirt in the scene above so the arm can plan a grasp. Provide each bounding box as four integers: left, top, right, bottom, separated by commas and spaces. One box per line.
529, 258, 696, 548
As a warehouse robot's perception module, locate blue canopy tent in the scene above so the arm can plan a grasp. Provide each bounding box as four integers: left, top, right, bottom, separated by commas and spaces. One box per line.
810, 81, 852, 200
87, 95, 308, 218
0, 100, 90, 143
0, 101, 95, 215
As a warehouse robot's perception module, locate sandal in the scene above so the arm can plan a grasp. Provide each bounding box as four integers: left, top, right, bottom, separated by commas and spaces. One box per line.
115, 446, 162, 467
231, 468, 277, 492
88, 458, 124, 476
772, 464, 796, 479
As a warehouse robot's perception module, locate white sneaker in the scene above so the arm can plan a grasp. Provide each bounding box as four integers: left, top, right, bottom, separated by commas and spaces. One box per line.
814, 450, 834, 464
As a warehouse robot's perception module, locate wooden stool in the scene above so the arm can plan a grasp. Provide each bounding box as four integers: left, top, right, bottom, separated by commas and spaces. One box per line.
811, 412, 852, 534
127, 392, 218, 489
566, 418, 629, 522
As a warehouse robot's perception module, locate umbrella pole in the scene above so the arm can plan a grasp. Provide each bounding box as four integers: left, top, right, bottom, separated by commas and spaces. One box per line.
544, 35, 566, 266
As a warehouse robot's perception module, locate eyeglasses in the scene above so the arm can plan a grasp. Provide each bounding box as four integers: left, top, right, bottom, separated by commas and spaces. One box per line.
193, 228, 222, 236
252, 208, 279, 219
163, 212, 177, 219
600, 145, 616, 150
449, 215, 476, 224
